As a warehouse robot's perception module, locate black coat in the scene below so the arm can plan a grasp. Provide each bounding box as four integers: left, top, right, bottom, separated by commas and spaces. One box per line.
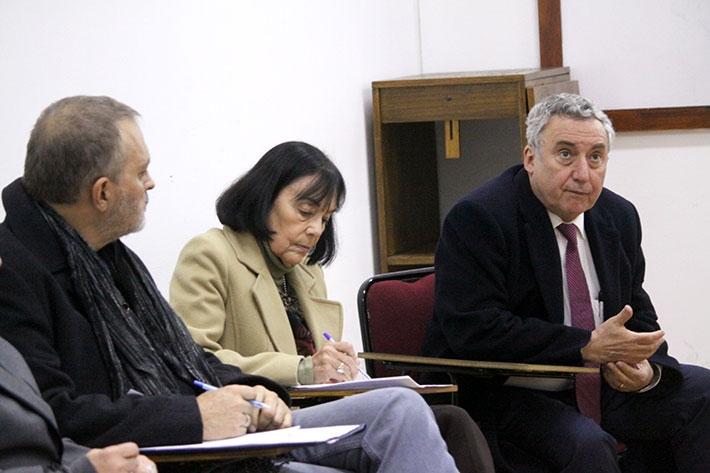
0, 178, 287, 447
423, 165, 681, 398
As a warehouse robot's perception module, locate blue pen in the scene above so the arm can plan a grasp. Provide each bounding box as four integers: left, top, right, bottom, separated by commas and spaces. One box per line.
322, 332, 371, 380
192, 380, 270, 409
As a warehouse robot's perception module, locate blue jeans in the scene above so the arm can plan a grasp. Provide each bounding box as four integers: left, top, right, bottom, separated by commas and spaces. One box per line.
282, 388, 459, 473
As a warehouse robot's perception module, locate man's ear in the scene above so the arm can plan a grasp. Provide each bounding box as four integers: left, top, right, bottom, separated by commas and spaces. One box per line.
523, 145, 535, 173
90, 177, 112, 212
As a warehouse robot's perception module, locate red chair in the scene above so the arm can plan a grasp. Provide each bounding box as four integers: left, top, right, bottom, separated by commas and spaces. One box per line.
357, 267, 438, 379
358, 267, 631, 464
359, 268, 497, 473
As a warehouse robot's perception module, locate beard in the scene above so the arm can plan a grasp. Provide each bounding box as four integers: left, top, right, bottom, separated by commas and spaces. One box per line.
102, 190, 146, 241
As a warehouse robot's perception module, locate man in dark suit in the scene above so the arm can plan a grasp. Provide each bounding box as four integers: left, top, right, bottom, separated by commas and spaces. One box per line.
0, 259, 156, 473
423, 93, 710, 472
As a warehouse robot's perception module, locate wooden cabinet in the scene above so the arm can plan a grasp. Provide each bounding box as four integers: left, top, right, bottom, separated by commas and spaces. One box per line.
372, 68, 578, 273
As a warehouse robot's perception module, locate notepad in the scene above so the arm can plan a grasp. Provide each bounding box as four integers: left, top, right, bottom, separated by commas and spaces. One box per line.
289, 375, 451, 392
141, 424, 363, 455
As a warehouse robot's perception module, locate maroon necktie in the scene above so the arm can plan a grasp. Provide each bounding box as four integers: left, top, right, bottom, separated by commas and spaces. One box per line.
558, 223, 602, 424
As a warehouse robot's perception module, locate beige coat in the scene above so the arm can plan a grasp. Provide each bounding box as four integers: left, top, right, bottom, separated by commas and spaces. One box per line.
169, 227, 343, 386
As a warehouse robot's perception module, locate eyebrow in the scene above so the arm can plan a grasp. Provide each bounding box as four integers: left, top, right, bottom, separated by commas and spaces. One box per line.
296, 198, 337, 214
554, 140, 607, 151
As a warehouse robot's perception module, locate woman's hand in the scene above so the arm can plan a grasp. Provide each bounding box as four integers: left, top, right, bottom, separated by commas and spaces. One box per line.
312, 340, 359, 384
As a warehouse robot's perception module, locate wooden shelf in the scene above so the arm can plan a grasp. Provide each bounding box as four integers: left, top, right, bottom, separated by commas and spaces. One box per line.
386, 253, 435, 268
372, 68, 579, 273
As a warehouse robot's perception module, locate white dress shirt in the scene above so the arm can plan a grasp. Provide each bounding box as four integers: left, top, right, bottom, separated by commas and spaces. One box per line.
506, 211, 661, 392
505, 212, 593, 391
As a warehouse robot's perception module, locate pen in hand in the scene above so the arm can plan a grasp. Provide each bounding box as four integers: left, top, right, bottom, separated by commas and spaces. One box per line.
192, 380, 270, 409
322, 332, 371, 380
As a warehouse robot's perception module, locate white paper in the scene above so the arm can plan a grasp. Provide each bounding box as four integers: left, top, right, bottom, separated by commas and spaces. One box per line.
141, 424, 363, 453
289, 375, 451, 392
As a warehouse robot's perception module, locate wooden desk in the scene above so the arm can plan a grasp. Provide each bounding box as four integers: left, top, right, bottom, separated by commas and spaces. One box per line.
148, 446, 292, 463
288, 384, 458, 400
359, 352, 598, 379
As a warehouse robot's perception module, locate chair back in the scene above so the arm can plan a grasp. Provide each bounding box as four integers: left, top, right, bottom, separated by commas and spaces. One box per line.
357, 267, 435, 378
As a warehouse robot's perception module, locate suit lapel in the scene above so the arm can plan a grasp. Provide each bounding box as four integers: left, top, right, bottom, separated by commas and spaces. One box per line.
224, 230, 298, 354
251, 274, 298, 353
290, 267, 342, 350
516, 170, 565, 323
585, 204, 621, 320
223, 228, 341, 353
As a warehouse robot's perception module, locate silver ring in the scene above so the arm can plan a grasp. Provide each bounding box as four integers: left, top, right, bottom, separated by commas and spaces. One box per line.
336, 362, 346, 375
618, 382, 624, 389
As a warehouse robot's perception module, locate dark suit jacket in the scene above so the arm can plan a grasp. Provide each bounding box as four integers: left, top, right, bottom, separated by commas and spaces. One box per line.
424, 165, 681, 391
0, 178, 287, 448
0, 333, 94, 473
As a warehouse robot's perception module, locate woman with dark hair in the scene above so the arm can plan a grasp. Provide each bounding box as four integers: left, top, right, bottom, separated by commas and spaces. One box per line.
170, 141, 494, 473
170, 141, 355, 386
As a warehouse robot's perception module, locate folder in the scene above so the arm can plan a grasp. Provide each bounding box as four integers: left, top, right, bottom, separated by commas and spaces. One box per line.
141, 424, 364, 459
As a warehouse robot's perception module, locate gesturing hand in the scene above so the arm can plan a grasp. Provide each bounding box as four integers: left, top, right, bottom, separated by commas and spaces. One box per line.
87, 442, 157, 473
581, 305, 665, 364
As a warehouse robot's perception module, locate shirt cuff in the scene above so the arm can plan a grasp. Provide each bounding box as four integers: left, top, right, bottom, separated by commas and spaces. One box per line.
637, 363, 663, 393
297, 356, 314, 385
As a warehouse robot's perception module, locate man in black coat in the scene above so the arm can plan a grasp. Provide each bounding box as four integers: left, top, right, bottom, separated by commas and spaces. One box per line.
0, 255, 155, 473
424, 93, 710, 472
0, 96, 459, 473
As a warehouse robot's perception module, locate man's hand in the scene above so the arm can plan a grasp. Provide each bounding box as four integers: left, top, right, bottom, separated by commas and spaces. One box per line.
250, 385, 292, 432
196, 384, 259, 440
197, 384, 292, 440
312, 340, 359, 383
86, 442, 156, 473
602, 359, 654, 392
580, 305, 665, 364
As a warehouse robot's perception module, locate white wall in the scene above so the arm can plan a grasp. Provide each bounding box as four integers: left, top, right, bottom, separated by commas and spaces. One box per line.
0, 0, 423, 350
1, 0, 708, 367
416, 0, 710, 366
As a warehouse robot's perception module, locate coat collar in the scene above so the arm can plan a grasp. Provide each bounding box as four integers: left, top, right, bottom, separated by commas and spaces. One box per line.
221, 228, 340, 353
514, 168, 621, 323
584, 202, 621, 319
1, 178, 67, 274
515, 169, 565, 323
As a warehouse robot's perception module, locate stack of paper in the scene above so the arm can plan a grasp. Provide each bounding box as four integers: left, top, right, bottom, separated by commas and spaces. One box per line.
289, 375, 451, 392
141, 424, 363, 455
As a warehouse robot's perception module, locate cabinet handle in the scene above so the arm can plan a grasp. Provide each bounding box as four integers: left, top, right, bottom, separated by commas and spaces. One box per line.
444, 120, 460, 159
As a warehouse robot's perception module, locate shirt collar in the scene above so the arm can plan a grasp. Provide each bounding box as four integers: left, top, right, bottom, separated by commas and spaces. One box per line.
547, 211, 588, 242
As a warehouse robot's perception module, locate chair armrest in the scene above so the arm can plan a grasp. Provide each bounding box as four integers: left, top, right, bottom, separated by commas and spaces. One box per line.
358, 352, 597, 379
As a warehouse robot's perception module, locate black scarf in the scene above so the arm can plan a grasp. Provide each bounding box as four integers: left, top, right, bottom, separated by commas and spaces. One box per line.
39, 204, 221, 398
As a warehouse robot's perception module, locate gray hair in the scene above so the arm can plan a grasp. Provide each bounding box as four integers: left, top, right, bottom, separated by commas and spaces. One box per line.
525, 93, 615, 151
24, 96, 140, 204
